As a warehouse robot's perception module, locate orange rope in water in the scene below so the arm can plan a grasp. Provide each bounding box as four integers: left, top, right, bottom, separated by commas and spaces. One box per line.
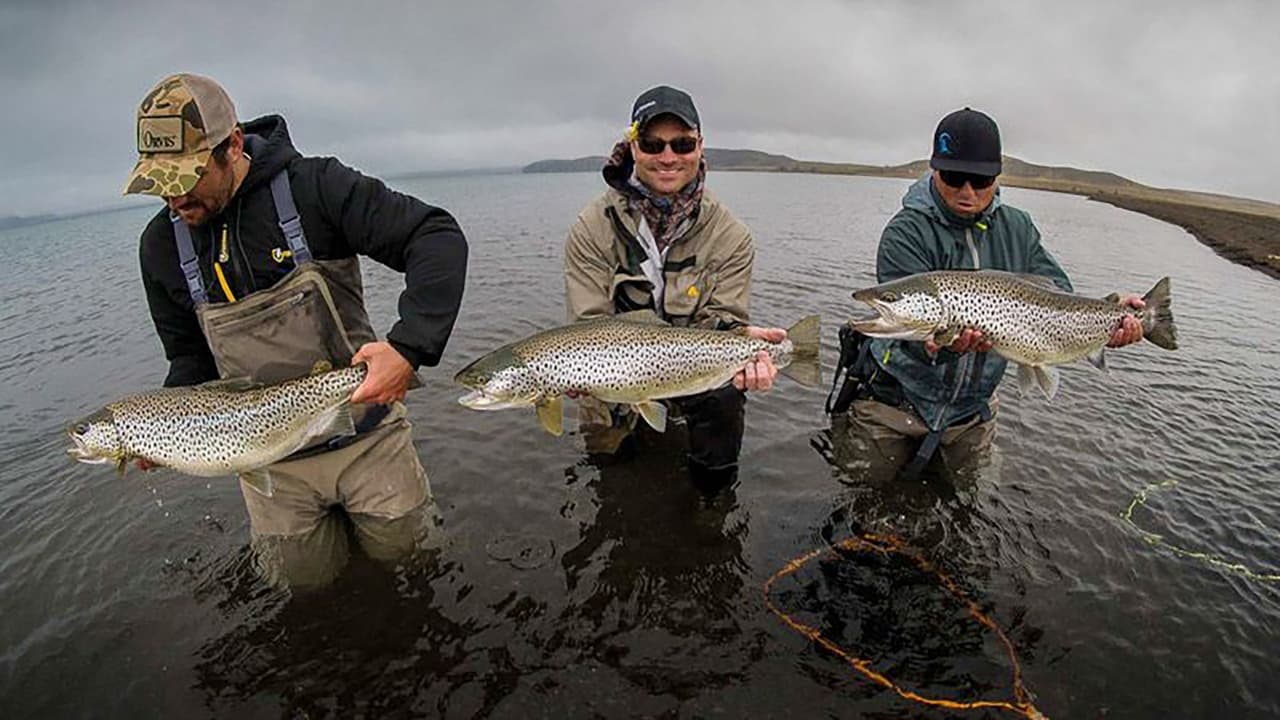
764, 532, 1048, 720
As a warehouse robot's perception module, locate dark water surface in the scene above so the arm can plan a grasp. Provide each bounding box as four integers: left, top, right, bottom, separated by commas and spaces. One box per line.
1, 172, 1277, 718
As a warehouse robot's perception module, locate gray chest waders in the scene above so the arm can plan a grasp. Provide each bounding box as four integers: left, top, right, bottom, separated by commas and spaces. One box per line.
171, 169, 389, 448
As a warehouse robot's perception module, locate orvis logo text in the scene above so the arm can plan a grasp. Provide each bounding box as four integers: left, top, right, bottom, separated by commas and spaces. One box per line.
137, 116, 184, 154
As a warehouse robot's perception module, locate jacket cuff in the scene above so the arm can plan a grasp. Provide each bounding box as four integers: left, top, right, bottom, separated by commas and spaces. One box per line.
388, 338, 432, 370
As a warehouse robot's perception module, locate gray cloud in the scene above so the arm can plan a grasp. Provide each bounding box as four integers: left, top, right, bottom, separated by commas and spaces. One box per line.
1, 0, 1276, 217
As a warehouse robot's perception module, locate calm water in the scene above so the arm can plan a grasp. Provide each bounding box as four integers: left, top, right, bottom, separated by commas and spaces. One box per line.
1, 172, 1277, 719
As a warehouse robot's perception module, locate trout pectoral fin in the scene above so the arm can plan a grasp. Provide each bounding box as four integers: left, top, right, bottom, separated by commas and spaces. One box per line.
1086, 348, 1108, 372
932, 326, 961, 347
1018, 364, 1060, 400
633, 401, 668, 432
536, 396, 564, 436
241, 469, 275, 497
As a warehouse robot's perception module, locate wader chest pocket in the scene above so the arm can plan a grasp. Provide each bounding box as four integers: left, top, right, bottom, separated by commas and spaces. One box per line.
201, 284, 354, 385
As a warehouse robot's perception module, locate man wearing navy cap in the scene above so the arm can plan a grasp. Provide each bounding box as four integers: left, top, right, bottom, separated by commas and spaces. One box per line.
831, 108, 1144, 481
563, 85, 785, 491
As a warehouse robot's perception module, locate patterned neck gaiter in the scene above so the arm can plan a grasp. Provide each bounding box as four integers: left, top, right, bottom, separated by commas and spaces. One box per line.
602, 140, 706, 254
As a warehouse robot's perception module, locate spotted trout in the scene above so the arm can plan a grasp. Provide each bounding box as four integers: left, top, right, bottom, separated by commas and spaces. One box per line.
454, 312, 821, 435
65, 365, 367, 496
850, 270, 1177, 399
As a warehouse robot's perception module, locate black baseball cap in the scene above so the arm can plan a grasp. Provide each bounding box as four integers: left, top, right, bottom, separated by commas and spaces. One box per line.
631, 85, 700, 132
930, 107, 1001, 176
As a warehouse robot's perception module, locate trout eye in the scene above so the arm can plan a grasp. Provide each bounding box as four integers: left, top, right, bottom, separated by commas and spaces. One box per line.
73, 423, 89, 435
881, 292, 898, 302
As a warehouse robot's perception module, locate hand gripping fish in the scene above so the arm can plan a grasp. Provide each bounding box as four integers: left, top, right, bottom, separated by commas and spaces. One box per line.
849, 270, 1177, 399
65, 365, 368, 496
454, 311, 821, 435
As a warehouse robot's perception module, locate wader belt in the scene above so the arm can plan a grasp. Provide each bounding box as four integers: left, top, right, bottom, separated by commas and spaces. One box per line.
829, 325, 995, 479
169, 168, 389, 437
900, 402, 993, 481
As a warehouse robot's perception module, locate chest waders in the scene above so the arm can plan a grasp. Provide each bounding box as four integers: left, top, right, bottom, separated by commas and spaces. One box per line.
826, 323, 992, 481
171, 169, 391, 478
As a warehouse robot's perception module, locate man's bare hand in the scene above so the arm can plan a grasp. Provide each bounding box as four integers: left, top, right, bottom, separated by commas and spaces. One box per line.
350, 341, 414, 404
733, 326, 786, 392
925, 328, 993, 355
1108, 295, 1146, 347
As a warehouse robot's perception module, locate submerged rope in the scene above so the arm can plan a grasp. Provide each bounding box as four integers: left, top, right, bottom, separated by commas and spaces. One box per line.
1120, 480, 1280, 582
764, 532, 1048, 720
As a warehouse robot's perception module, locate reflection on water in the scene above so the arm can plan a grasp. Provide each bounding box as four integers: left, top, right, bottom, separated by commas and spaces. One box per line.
1, 173, 1278, 718
191, 549, 478, 717
556, 432, 749, 701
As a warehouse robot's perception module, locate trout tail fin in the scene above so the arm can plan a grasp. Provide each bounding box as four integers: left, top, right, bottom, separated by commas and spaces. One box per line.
779, 315, 822, 386
1141, 277, 1178, 350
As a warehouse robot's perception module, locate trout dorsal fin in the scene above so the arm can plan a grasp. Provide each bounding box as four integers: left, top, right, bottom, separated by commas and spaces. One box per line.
197, 376, 261, 392
613, 309, 667, 325
1014, 273, 1062, 290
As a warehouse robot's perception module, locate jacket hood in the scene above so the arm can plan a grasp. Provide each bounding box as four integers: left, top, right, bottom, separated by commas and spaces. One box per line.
901, 172, 1002, 228
238, 115, 302, 194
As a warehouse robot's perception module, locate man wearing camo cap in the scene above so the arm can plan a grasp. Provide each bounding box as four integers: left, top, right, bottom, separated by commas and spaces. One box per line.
125, 73, 468, 587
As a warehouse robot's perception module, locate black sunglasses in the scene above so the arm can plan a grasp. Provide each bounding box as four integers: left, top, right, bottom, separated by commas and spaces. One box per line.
939, 170, 997, 190
636, 135, 700, 155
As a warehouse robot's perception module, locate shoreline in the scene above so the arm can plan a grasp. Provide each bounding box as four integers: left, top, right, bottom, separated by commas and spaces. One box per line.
1084, 192, 1280, 281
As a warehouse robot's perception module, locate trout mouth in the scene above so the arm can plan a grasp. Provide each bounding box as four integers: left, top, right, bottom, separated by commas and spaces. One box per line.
65, 432, 114, 465
457, 390, 536, 410
849, 298, 937, 341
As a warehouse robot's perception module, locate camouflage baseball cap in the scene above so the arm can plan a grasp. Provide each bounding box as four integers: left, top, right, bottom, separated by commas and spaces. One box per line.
123, 73, 238, 197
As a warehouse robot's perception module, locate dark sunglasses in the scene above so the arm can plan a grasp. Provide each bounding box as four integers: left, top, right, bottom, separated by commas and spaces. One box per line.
939, 170, 997, 189
636, 135, 700, 155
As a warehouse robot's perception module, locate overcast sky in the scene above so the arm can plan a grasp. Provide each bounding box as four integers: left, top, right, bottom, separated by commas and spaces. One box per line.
2, 0, 1277, 217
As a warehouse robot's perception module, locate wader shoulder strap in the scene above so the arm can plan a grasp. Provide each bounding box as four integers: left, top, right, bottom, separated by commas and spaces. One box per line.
170, 168, 313, 306
269, 170, 313, 264
170, 213, 209, 306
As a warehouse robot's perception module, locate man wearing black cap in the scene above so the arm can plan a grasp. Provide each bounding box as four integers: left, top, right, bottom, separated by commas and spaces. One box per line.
563, 85, 785, 490
830, 107, 1143, 482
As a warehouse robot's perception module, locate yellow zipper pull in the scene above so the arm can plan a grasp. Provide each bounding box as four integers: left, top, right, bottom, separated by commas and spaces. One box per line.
213, 223, 237, 302
218, 224, 230, 263
271, 247, 293, 263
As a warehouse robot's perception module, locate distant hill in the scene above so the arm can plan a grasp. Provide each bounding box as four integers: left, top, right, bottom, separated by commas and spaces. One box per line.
0, 214, 59, 231
523, 156, 606, 173
523, 148, 1280, 219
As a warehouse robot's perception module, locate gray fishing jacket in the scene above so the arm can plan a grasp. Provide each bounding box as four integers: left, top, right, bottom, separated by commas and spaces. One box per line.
869, 173, 1072, 430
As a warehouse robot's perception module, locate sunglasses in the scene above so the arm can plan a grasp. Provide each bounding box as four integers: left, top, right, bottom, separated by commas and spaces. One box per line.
939, 170, 997, 190
636, 135, 700, 155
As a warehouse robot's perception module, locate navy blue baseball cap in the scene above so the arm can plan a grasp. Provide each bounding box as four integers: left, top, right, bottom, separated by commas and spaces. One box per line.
930, 108, 1002, 176
631, 85, 700, 131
